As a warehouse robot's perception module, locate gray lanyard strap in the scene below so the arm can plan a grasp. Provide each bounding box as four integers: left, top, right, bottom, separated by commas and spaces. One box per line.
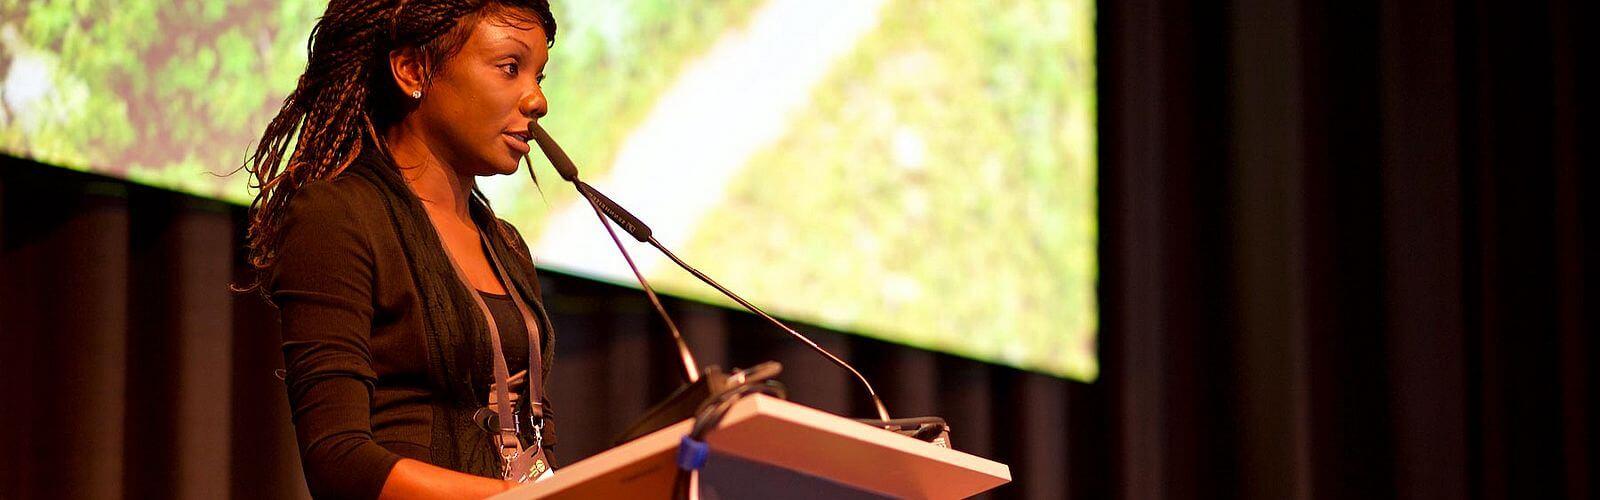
436, 226, 543, 457
479, 229, 545, 419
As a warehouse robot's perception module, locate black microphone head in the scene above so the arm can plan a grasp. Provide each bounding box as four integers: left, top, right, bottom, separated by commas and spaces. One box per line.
530, 122, 581, 182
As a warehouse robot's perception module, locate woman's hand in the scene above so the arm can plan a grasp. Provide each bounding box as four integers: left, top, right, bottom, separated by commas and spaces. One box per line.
378, 458, 518, 499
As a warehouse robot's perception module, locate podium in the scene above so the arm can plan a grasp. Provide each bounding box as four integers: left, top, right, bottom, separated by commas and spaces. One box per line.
493, 394, 1011, 499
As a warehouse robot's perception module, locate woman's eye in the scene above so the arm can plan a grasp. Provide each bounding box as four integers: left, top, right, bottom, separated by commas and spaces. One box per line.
500, 63, 519, 76
536, 74, 546, 85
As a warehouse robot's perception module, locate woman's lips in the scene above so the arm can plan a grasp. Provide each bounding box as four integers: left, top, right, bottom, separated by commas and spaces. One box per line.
503, 133, 531, 155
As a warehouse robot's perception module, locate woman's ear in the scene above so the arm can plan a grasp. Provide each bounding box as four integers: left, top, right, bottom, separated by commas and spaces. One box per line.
388, 47, 426, 98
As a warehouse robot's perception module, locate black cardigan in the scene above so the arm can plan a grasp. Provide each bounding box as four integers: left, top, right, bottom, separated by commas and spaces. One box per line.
267, 156, 557, 499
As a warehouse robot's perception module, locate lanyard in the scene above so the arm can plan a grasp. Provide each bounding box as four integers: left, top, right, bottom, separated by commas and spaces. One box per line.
437, 224, 544, 459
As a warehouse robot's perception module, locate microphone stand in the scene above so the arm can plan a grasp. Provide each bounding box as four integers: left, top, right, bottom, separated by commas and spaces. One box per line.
528, 123, 895, 433
580, 178, 701, 384
522, 144, 700, 385
524, 127, 734, 445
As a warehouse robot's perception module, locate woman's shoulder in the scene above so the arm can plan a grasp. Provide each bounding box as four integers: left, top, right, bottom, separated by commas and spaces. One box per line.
270, 171, 395, 274
283, 172, 387, 226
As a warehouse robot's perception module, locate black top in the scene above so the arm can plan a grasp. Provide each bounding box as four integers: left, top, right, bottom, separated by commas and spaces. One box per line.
479, 290, 530, 375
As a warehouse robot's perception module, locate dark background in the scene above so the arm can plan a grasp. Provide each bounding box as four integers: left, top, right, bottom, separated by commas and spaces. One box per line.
1, 0, 1593, 497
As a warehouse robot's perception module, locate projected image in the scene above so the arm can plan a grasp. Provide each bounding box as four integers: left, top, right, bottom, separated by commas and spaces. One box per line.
0, 0, 1097, 380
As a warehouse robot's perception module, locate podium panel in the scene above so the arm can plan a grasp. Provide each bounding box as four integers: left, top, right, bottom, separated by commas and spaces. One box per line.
697, 451, 894, 499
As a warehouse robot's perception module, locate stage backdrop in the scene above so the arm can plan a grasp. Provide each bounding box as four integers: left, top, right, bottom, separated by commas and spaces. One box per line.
0, 0, 1099, 380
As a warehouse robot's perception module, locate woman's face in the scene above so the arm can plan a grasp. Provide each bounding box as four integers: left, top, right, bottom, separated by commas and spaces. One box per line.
408, 15, 550, 177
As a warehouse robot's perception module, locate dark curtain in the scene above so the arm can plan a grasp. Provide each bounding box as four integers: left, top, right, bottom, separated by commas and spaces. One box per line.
1101, 0, 1596, 498
2, 0, 1593, 497
0, 159, 1101, 499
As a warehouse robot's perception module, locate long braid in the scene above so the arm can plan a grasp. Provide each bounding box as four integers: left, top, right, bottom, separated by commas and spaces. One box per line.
244, 0, 556, 284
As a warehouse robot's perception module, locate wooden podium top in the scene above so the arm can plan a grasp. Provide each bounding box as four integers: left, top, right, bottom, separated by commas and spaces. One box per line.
494, 394, 1011, 499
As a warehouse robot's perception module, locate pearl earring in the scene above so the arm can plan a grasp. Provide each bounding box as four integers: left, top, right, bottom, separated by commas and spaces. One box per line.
411, 90, 422, 99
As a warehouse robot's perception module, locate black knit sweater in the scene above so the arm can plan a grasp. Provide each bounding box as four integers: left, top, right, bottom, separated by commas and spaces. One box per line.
267, 150, 557, 498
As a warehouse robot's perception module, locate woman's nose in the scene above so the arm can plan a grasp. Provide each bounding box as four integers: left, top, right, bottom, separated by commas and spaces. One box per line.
519, 87, 548, 119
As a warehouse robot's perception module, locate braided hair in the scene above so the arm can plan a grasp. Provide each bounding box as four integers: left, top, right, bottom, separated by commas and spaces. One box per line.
243, 0, 555, 278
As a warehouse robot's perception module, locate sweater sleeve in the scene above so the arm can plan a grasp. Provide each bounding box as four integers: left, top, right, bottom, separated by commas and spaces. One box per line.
269, 182, 402, 499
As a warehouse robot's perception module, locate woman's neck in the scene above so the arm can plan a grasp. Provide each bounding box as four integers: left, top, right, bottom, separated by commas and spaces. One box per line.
384, 122, 475, 223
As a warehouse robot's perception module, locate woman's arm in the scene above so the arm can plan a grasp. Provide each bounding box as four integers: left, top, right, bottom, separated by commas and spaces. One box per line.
379, 459, 514, 499
272, 183, 397, 498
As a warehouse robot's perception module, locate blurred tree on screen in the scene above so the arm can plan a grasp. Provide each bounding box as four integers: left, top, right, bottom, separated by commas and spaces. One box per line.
0, 0, 321, 201
663, 0, 1099, 380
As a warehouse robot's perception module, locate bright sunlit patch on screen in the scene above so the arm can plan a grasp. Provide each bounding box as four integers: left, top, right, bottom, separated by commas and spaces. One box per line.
0, 0, 1098, 381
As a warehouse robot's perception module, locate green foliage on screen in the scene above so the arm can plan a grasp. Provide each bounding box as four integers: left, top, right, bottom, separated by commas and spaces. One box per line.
0, 0, 321, 200
659, 0, 1098, 380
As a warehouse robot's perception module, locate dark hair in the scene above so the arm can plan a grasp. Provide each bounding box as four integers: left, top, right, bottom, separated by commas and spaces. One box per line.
242, 0, 555, 276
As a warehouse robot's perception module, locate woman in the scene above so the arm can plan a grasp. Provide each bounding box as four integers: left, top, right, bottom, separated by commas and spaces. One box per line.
243, 0, 561, 497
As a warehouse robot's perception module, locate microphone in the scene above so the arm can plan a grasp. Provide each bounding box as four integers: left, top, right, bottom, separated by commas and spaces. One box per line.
530, 124, 580, 183
528, 122, 893, 424
526, 123, 697, 384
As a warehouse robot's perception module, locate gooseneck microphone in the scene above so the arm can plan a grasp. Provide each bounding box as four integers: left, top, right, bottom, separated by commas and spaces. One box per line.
528, 122, 893, 424
526, 124, 700, 384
